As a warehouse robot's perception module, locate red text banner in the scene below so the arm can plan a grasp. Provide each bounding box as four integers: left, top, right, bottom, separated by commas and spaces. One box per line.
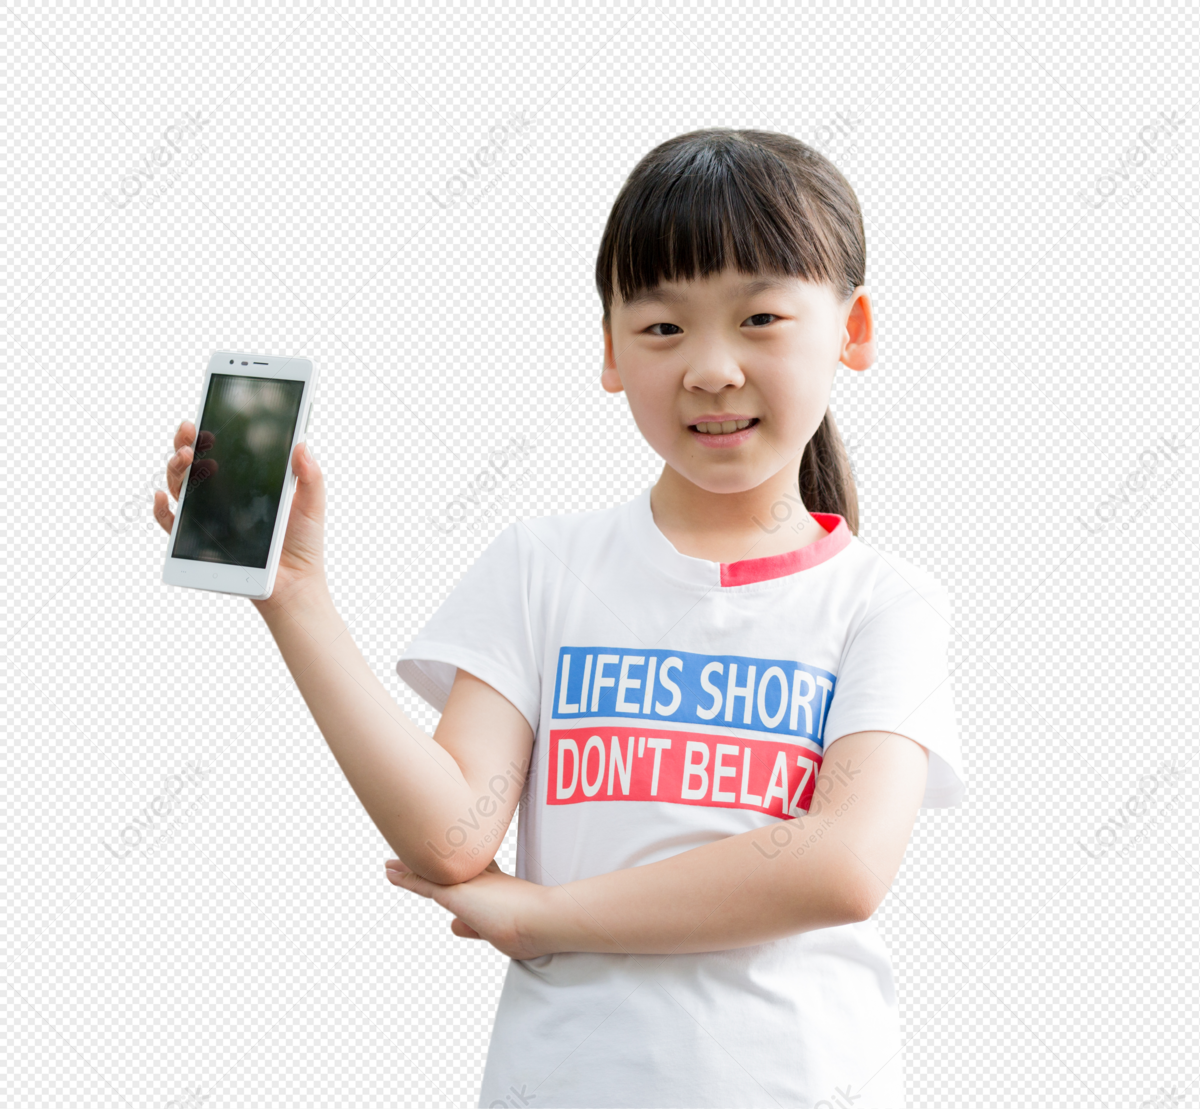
547, 727, 822, 819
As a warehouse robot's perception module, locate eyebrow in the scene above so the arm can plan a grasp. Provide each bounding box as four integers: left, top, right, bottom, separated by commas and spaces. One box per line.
619, 277, 789, 309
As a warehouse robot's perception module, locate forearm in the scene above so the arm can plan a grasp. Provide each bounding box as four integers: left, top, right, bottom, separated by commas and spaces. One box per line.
530, 818, 863, 956
256, 579, 476, 881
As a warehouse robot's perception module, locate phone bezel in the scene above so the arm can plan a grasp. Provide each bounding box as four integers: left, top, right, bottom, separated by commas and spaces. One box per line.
161, 351, 316, 600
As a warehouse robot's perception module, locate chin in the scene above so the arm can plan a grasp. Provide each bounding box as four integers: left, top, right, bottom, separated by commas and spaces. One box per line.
679, 469, 765, 495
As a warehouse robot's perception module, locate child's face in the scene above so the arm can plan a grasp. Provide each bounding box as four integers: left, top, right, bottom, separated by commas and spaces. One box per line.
602, 266, 874, 496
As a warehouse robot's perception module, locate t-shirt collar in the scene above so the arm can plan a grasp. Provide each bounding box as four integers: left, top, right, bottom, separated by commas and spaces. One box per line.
624, 487, 852, 588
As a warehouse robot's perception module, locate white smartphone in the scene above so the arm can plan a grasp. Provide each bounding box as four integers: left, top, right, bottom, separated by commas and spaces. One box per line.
161, 350, 317, 600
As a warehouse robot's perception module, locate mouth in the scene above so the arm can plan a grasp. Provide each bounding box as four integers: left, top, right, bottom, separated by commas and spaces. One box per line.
687, 417, 759, 447
689, 417, 758, 435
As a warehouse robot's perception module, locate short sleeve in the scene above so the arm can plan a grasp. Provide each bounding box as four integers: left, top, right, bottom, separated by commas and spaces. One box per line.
395, 522, 542, 734
821, 566, 966, 808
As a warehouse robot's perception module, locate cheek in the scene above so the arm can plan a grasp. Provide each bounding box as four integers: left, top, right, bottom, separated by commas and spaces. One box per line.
623, 375, 677, 437
760, 371, 834, 439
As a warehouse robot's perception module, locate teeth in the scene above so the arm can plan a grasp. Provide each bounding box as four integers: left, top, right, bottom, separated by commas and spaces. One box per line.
694, 419, 752, 434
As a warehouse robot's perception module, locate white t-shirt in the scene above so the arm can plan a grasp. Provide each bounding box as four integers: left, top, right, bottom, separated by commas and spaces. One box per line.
397, 487, 965, 1109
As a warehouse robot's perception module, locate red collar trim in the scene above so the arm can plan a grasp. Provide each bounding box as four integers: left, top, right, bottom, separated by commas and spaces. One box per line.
719, 513, 851, 586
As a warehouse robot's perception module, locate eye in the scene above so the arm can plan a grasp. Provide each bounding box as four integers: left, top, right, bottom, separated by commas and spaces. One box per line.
743, 313, 778, 327
646, 322, 683, 336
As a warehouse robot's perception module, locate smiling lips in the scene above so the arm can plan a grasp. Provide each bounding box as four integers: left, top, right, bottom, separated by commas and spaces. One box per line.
689, 416, 759, 435
687, 416, 760, 447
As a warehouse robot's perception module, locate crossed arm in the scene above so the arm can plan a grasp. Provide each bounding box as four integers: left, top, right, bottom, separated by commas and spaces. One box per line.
387, 677, 930, 959
526, 728, 928, 955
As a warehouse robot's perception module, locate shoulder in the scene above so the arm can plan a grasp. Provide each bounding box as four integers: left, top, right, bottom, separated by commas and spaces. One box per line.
497, 496, 635, 563
838, 535, 953, 627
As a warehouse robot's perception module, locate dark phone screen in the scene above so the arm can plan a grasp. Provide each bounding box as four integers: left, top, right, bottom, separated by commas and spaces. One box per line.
170, 373, 306, 568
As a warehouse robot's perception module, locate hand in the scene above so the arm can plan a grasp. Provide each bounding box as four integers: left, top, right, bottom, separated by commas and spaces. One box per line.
153, 419, 328, 610
385, 858, 552, 961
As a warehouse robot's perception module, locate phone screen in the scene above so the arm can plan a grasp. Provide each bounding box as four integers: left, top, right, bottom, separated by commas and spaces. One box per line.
170, 373, 306, 568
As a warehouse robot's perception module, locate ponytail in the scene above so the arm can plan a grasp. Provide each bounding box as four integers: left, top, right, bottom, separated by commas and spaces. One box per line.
799, 408, 858, 535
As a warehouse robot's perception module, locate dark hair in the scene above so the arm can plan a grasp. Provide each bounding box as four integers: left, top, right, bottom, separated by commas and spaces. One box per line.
594, 128, 863, 533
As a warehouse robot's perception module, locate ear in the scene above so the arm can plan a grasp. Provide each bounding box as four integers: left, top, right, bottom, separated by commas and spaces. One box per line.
601, 318, 624, 394
839, 287, 876, 373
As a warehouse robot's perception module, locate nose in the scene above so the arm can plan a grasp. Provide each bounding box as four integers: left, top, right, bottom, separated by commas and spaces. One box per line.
680, 339, 745, 393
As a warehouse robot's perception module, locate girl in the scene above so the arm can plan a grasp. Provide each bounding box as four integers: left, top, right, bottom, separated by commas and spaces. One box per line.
155, 128, 965, 1108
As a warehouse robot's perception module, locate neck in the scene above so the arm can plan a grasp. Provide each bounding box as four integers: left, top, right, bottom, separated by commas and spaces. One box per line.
649, 463, 826, 563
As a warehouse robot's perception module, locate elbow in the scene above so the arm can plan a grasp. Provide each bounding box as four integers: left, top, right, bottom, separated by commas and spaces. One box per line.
408, 848, 492, 886
386, 815, 505, 885
843, 878, 882, 923
389, 840, 463, 886
417, 858, 462, 885
437, 856, 492, 885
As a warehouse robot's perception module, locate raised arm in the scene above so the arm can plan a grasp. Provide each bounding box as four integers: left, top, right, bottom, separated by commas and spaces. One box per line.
255, 584, 532, 885
154, 421, 533, 885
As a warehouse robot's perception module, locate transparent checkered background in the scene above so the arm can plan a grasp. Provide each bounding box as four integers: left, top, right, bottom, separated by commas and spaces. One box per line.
6, 1, 1197, 1106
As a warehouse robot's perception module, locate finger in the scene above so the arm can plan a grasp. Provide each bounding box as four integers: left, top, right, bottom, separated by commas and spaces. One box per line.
290, 442, 325, 523
189, 458, 218, 482
153, 489, 175, 534
167, 444, 193, 500
384, 859, 432, 892
385, 865, 438, 899
450, 918, 482, 940
173, 419, 196, 452
293, 441, 319, 482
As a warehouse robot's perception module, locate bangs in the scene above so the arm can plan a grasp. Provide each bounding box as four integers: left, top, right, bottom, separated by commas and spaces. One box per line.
596, 130, 857, 319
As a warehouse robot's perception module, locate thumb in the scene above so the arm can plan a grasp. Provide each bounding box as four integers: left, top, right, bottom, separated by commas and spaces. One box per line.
291, 442, 325, 513
450, 918, 483, 940
294, 440, 313, 476
293, 441, 323, 487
